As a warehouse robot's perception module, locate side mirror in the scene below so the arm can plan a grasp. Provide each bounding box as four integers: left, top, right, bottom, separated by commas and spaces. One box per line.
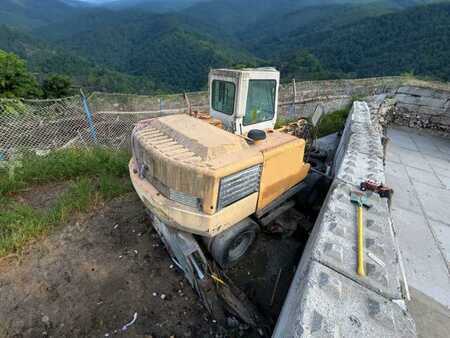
247, 129, 266, 141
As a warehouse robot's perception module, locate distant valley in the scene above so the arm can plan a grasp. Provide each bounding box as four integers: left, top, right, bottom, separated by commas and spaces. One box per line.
1, 0, 449, 96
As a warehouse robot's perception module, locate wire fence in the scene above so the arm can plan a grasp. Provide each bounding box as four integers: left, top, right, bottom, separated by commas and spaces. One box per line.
0, 91, 207, 161
0, 76, 405, 161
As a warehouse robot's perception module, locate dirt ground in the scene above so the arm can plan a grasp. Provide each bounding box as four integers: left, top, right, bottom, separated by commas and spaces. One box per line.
0, 188, 309, 337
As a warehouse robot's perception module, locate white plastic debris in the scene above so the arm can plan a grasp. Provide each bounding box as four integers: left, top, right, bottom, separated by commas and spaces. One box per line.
113, 224, 119, 230
160, 294, 166, 300
104, 312, 138, 336
121, 312, 138, 331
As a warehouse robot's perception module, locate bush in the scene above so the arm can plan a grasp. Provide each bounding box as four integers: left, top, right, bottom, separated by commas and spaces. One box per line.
317, 106, 351, 137
0, 50, 42, 98
42, 74, 73, 98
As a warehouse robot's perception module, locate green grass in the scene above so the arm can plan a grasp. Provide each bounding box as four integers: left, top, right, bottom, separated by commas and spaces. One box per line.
0, 148, 132, 257
317, 106, 351, 137
274, 116, 296, 129
0, 147, 130, 196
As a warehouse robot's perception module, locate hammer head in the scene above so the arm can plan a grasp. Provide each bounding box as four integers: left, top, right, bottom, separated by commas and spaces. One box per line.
350, 191, 372, 209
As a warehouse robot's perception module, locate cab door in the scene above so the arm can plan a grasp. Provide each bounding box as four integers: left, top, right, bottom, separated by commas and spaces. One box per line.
210, 79, 238, 132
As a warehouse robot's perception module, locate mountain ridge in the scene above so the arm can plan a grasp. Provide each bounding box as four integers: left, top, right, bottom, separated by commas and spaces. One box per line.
1, 0, 449, 95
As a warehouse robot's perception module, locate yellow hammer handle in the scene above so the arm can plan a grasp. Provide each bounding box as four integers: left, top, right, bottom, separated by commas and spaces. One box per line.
357, 205, 366, 277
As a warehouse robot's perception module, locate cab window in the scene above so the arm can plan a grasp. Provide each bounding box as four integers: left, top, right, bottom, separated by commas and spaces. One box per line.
212, 80, 235, 115
243, 80, 276, 126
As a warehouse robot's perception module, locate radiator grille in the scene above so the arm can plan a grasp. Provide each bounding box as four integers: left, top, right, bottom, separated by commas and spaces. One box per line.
218, 165, 261, 210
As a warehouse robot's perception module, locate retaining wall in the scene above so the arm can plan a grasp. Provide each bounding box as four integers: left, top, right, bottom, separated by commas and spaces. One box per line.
273, 101, 416, 337
88, 76, 407, 120
391, 86, 450, 133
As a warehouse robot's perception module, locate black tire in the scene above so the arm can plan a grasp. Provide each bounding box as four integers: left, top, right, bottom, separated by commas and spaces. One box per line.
380, 190, 393, 199
308, 157, 326, 173
208, 219, 258, 268
309, 148, 328, 160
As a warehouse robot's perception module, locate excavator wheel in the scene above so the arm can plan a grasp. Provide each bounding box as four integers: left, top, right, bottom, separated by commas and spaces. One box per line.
206, 218, 259, 268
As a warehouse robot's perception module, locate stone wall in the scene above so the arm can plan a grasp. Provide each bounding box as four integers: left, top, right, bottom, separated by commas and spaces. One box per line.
278, 76, 404, 119
89, 76, 407, 121
390, 86, 450, 133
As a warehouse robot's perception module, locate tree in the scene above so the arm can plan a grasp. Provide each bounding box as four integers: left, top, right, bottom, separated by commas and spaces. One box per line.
0, 50, 41, 98
42, 74, 72, 98
281, 50, 330, 81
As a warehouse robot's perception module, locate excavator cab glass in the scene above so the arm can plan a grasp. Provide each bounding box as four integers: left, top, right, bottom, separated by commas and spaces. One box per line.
211, 80, 235, 115
243, 80, 276, 126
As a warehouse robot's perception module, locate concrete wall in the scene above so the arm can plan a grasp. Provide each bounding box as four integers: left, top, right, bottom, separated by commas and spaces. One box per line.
274, 101, 416, 337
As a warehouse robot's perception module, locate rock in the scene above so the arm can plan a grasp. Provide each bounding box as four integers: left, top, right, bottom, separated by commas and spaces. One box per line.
226, 317, 239, 328
41, 315, 50, 325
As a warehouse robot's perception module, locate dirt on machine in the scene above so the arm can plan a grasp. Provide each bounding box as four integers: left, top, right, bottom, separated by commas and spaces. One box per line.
129, 67, 332, 331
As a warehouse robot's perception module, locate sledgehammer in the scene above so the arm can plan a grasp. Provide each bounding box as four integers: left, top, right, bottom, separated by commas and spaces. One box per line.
350, 191, 372, 277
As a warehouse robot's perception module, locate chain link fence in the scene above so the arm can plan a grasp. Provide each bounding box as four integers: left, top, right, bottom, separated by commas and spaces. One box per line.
0, 76, 406, 162
0, 96, 88, 160
0, 90, 208, 161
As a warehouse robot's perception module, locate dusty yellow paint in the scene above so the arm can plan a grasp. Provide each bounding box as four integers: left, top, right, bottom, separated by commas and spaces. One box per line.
129, 160, 258, 237
135, 115, 263, 215
131, 115, 310, 237
257, 137, 310, 210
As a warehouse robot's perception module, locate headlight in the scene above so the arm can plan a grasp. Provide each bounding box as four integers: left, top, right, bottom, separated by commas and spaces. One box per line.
169, 189, 201, 210
218, 165, 262, 210
150, 176, 201, 210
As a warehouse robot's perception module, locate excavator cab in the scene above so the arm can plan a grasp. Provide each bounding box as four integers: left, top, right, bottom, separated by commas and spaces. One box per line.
209, 68, 279, 134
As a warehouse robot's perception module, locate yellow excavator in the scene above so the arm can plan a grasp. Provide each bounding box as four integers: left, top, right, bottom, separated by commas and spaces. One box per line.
129, 68, 325, 327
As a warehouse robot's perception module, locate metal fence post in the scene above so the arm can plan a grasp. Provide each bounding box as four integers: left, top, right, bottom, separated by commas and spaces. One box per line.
292, 78, 297, 116
80, 89, 98, 143
184, 92, 192, 115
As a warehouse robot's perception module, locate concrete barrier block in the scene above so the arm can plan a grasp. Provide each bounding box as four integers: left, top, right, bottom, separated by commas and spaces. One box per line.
273, 261, 416, 338
348, 124, 384, 158
337, 149, 385, 186
312, 182, 402, 299
350, 101, 372, 124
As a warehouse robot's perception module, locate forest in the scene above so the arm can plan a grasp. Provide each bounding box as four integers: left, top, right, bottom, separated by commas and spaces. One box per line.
1, 0, 449, 98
